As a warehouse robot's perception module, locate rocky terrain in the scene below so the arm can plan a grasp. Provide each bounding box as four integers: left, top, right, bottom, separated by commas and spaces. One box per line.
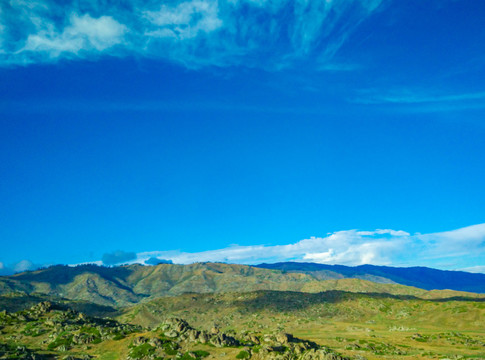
120, 290, 485, 360
0, 300, 352, 360
0, 288, 484, 360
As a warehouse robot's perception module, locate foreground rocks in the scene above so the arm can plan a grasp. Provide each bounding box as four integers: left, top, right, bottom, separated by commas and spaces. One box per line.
150, 317, 352, 360
158, 317, 240, 348
1, 302, 354, 360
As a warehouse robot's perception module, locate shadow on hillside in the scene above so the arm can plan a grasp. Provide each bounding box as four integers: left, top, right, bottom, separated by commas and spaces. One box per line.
0, 293, 119, 317
230, 290, 485, 313
7, 265, 135, 293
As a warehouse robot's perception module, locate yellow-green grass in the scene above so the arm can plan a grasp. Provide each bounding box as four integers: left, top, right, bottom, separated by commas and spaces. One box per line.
121, 290, 485, 359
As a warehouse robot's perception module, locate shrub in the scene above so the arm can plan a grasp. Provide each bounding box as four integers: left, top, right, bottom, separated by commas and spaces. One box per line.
192, 350, 210, 358
129, 343, 156, 359
236, 350, 250, 359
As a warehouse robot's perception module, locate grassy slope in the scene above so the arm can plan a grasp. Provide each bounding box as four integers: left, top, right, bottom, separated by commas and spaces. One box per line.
121, 290, 485, 360
1, 287, 484, 360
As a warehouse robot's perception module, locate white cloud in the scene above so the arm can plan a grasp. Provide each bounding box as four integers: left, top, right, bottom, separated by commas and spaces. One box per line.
122, 223, 485, 272
416, 223, 485, 259
461, 265, 485, 274
356, 229, 410, 236
22, 14, 127, 57
144, 1, 222, 40
132, 228, 410, 266
425, 223, 485, 243
1, 0, 385, 67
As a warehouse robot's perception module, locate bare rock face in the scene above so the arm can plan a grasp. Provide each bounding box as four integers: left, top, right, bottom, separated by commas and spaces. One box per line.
164, 318, 190, 333
132, 336, 148, 346
187, 329, 200, 342
164, 330, 179, 338
72, 334, 96, 345
243, 334, 261, 345
210, 333, 239, 347
57, 344, 69, 352
149, 337, 163, 348
275, 333, 293, 345
30, 301, 53, 314
197, 331, 210, 344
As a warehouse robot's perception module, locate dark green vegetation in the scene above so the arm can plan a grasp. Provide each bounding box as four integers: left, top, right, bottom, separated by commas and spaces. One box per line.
1, 262, 484, 359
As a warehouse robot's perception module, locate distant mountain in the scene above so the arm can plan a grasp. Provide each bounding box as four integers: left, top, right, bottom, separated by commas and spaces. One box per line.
0, 262, 427, 306
255, 262, 485, 293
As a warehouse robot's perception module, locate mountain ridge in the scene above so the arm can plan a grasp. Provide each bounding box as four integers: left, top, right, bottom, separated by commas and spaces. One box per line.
1, 262, 484, 307
255, 262, 485, 293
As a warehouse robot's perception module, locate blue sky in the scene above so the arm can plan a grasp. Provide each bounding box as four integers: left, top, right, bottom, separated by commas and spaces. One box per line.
1, 0, 485, 274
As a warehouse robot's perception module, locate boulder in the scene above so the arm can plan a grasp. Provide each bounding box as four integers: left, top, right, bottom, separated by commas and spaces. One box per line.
149, 337, 163, 348
276, 333, 293, 344
210, 333, 239, 347
132, 336, 148, 346
31, 301, 52, 314
198, 331, 210, 344
164, 330, 179, 338
187, 329, 200, 342
249, 335, 260, 345
164, 318, 190, 333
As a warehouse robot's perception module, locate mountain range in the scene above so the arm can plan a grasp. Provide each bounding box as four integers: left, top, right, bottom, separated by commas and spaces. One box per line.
0, 262, 484, 307
256, 262, 485, 293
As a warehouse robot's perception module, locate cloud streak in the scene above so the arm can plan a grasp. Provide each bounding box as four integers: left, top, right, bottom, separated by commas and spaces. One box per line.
0, 0, 385, 68
126, 223, 485, 273
352, 88, 485, 112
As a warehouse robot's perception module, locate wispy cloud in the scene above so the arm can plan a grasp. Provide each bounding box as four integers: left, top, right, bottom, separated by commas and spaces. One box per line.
461, 265, 485, 274
0, 0, 385, 68
120, 223, 485, 273
356, 90, 485, 105
22, 14, 127, 56
352, 88, 485, 111
416, 223, 485, 259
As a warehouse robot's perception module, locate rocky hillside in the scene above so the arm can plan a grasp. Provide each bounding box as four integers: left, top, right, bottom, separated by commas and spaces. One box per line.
119, 290, 485, 360
120, 290, 485, 332
1, 291, 484, 359
0, 300, 352, 360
